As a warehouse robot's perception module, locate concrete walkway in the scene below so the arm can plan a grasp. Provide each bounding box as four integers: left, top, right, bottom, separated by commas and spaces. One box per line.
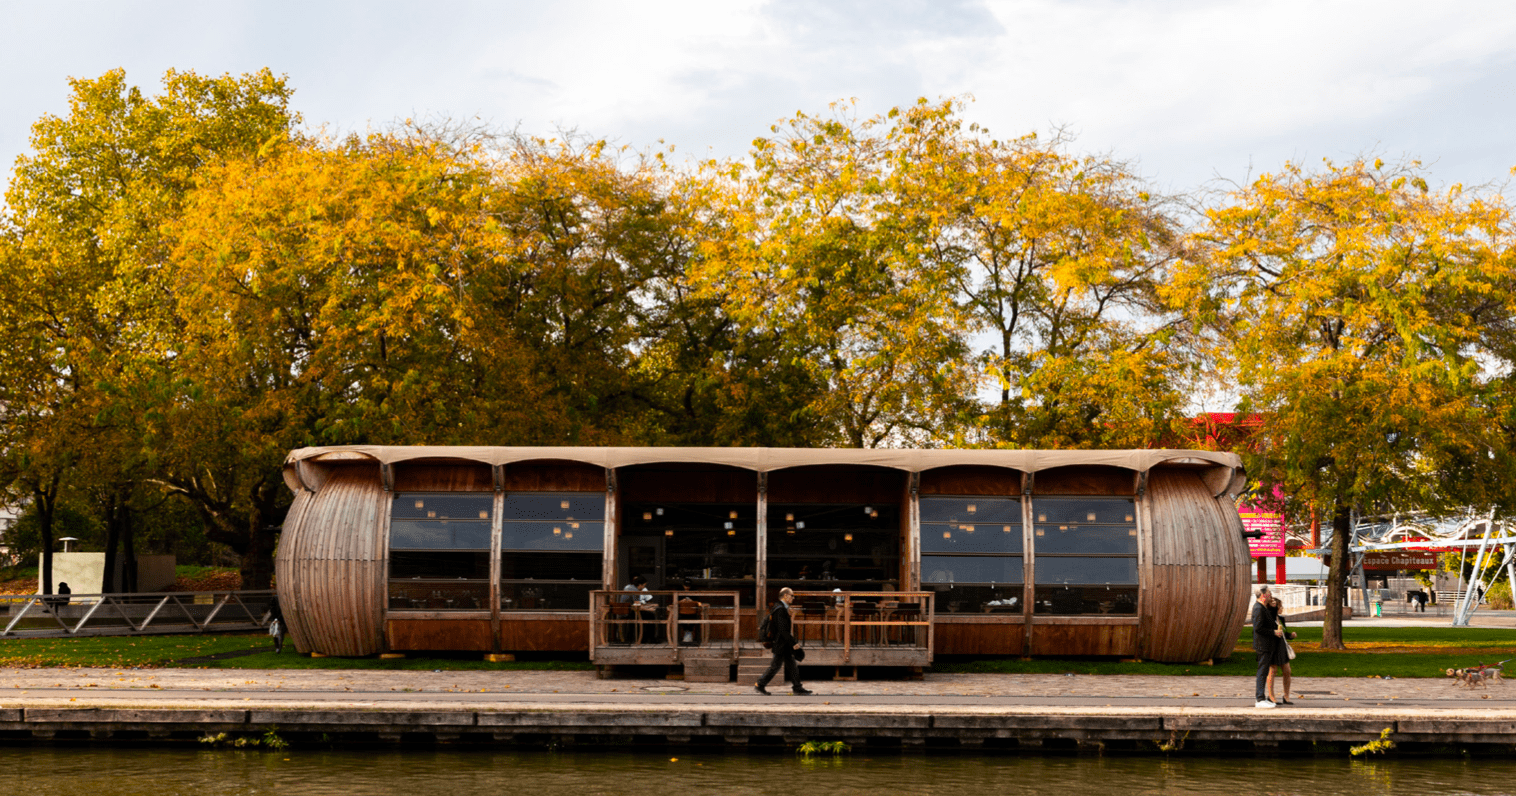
2, 666, 1513, 712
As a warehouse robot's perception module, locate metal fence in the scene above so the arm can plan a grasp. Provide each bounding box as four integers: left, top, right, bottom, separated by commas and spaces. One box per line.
0, 590, 275, 639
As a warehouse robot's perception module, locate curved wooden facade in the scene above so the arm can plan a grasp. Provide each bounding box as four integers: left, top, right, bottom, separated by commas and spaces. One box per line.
277, 447, 1251, 663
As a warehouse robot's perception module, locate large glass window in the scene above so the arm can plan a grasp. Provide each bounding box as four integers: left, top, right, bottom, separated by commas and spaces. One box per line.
921, 495, 1022, 614
768, 503, 900, 597
625, 502, 757, 605
1031, 497, 1138, 615
500, 493, 604, 611
389, 493, 493, 611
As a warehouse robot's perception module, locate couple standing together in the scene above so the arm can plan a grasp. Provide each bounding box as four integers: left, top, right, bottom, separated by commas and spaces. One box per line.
1251, 586, 1296, 708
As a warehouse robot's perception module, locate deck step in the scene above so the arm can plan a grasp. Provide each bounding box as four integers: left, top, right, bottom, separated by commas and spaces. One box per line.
683, 659, 732, 683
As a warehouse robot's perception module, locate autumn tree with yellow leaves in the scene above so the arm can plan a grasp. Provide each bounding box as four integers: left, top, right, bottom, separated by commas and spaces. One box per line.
1170, 158, 1516, 649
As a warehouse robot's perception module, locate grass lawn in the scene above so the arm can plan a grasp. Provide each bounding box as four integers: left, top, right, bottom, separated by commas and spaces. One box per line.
933, 626, 1516, 678
2, 627, 1513, 677
0, 633, 592, 671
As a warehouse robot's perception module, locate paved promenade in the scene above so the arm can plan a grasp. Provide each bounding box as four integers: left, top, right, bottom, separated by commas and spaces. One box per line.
3, 665, 1513, 711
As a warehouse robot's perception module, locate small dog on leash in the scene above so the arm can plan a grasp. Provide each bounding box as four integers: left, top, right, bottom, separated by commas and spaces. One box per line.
1446, 660, 1509, 689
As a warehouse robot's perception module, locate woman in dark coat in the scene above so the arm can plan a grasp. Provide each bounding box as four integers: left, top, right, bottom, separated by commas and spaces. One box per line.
1267, 595, 1297, 704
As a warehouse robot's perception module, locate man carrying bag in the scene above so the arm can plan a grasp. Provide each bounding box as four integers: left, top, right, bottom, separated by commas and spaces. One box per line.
755, 587, 813, 696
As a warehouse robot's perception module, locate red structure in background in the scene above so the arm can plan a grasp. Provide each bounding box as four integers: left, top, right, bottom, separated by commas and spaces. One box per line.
1172, 413, 1292, 585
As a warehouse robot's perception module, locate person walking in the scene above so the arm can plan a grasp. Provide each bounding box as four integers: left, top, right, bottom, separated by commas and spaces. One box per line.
268, 592, 287, 653
1267, 595, 1296, 705
1251, 586, 1282, 708
755, 587, 812, 696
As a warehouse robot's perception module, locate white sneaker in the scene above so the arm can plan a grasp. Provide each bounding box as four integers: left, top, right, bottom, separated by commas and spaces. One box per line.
1255, 700, 1276, 708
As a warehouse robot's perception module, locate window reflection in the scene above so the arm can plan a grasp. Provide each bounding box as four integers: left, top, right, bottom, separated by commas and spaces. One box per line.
389, 493, 492, 611
1031, 497, 1138, 615
921, 496, 1022, 613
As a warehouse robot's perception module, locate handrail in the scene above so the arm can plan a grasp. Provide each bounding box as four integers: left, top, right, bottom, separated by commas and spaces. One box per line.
787, 590, 934, 663
588, 590, 742, 661
0, 590, 276, 639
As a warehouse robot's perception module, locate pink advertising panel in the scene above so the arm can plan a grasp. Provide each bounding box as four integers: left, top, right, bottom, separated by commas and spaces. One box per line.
1239, 506, 1286, 558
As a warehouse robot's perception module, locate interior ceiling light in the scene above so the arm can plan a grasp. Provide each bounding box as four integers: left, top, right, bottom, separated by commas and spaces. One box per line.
1125, 514, 1134, 522
665, 529, 674, 537
729, 510, 738, 519
643, 512, 653, 521
414, 500, 424, 509
727, 529, 736, 536
966, 504, 977, 514
561, 500, 571, 510
427, 511, 436, 518
553, 526, 562, 535
786, 513, 795, 522
1036, 528, 1045, 537
943, 531, 952, 539
1002, 525, 1012, 533
478, 511, 488, 519
564, 532, 573, 540
1037, 514, 1046, 522
1087, 512, 1098, 522
844, 533, 853, 542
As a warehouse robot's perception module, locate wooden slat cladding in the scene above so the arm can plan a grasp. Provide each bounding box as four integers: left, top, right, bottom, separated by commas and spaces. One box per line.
933, 620, 1025, 655
768, 465, 906, 504
1033, 466, 1133, 496
1030, 623, 1138, 656
618, 464, 757, 503
919, 465, 1022, 496
1209, 497, 1253, 661
499, 617, 591, 652
275, 463, 386, 657
1141, 468, 1250, 662
393, 462, 493, 492
503, 461, 605, 492
388, 619, 494, 651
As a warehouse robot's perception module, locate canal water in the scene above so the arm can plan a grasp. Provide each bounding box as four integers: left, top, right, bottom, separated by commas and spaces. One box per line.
4, 747, 1512, 795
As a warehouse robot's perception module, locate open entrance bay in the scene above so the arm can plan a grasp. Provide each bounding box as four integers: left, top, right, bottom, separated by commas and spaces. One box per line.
4, 747, 1513, 796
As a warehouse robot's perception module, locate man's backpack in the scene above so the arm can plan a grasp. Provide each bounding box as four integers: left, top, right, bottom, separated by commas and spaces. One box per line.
757, 605, 777, 647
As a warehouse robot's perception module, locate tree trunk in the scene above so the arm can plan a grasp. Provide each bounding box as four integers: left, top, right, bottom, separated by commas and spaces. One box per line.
121, 506, 138, 593
101, 496, 122, 593
36, 481, 59, 596
1321, 499, 1351, 650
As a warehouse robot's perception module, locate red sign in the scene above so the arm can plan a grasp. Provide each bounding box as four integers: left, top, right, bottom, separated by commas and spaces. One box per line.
1362, 551, 1439, 571
1239, 506, 1286, 558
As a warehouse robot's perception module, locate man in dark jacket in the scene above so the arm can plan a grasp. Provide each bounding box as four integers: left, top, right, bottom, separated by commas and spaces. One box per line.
1251, 586, 1282, 707
755, 587, 812, 696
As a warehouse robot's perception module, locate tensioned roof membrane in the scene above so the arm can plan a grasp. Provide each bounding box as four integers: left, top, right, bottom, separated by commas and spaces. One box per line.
285, 445, 1246, 497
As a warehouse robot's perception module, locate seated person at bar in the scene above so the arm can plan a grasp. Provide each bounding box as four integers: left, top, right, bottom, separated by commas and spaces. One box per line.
621, 574, 664, 642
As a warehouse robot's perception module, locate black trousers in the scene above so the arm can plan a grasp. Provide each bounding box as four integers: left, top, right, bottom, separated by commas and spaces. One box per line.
757, 644, 802, 690
1255, 648, 1275, 701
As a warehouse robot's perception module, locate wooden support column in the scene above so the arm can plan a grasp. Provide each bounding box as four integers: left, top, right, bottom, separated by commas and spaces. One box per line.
907, 472, 921, 590
603, 468, 618, 591
1022, 471, 1035, 655
755, 472, 768, 612
490, 465, 504, 653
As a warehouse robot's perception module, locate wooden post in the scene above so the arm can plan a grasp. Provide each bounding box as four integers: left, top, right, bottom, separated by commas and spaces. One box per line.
490, 464, 504, 653
755, 472, 767, 618
907, 472, 921, 591
1256, 557, 1266, 584
603, 469, 618, 591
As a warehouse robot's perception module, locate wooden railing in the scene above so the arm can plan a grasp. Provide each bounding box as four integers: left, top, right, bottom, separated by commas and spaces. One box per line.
0, 590, 275, 638
788, 591, 934, 658
589, 590, 741, 658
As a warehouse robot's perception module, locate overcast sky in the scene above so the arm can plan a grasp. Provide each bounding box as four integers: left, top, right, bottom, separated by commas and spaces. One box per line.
2, 0, 1514, 198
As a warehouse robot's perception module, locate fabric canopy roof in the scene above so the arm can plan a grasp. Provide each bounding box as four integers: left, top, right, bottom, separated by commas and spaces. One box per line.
286, 445, 1246, 497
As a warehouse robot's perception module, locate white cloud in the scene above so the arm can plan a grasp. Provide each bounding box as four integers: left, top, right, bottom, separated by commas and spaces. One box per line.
2, 0, 1514, 196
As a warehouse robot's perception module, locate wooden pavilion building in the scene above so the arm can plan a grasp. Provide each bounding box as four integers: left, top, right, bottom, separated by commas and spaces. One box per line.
276, 447, 1251, 675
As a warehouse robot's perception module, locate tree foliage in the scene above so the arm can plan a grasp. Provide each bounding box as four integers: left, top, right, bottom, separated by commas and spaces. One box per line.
1170, 158, 1516, 648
